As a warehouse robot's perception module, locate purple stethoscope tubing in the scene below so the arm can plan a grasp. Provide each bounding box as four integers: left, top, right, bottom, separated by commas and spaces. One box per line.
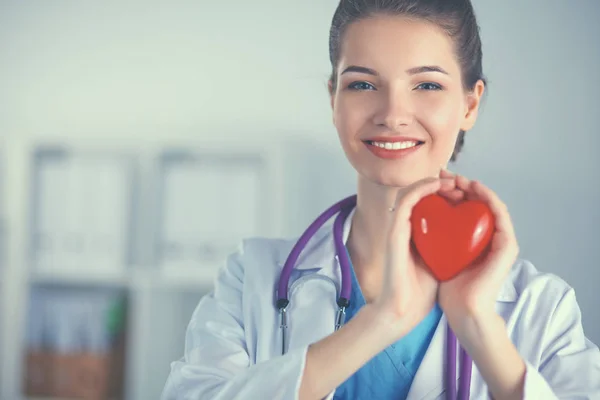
275, 194, 472, 400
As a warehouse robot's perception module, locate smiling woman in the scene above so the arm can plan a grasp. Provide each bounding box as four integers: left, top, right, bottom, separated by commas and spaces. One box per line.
328, 11, 485, 188
161, 1, 600, 400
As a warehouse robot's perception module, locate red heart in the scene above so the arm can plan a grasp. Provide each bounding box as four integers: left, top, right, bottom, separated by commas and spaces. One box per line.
410, 194, 495, 281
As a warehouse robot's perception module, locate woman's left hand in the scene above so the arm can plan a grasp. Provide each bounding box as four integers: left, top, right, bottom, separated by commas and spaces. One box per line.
436, 169, 520, 332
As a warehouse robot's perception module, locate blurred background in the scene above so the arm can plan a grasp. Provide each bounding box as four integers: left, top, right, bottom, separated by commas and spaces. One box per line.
0, 0, 598, 399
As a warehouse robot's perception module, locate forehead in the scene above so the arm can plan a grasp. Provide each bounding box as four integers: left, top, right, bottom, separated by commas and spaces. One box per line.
339, 15, 460, 75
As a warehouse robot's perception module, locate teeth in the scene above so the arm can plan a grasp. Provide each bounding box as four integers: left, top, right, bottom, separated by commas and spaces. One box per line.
371, 141, 418, 150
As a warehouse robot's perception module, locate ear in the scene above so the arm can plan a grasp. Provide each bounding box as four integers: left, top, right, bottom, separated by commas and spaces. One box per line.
460, 80, 485, 131
328, 79, 337, 125
328, 79, 335, 110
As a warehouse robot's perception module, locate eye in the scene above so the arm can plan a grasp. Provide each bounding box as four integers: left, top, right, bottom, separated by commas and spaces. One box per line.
415, 82, 443, 91
347, 81, 376, 91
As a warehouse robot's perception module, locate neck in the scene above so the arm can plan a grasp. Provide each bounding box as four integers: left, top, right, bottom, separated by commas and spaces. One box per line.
346, 178, 407, 277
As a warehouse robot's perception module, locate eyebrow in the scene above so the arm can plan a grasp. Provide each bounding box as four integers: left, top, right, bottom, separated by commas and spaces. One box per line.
340, 65, 449, 76
408, 65, 449, 75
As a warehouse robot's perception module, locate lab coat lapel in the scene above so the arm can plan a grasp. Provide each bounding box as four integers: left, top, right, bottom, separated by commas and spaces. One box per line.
406, 314, 454, 400
276, 207, 356, 275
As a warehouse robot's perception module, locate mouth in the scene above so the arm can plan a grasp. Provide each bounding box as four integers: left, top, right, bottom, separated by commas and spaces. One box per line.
362, 139, 425, 160
363, 139, 425, 150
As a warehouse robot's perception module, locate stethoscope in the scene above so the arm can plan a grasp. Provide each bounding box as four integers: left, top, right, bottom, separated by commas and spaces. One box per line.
276, 194, 473, 400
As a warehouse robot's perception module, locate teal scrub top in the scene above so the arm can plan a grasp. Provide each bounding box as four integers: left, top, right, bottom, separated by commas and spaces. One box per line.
333, 249, 442, 400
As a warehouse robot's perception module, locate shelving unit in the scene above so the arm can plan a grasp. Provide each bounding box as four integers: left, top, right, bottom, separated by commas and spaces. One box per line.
0, 135, 288, 400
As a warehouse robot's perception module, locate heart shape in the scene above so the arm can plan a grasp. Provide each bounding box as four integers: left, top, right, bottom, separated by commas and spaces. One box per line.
410, 194, 495, 281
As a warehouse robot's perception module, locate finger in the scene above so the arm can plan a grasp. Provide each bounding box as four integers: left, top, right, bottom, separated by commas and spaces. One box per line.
388, 178, 455, 242
390, 177, 448, 210
393, 177, 455, 220
387, 178, 455, 274
438, 177, 456, 192
454, 174, 472, 192
437, 188, 466, 204
438, 169, 470, 203
471, 181, 516, 240
438, 167, 455, 179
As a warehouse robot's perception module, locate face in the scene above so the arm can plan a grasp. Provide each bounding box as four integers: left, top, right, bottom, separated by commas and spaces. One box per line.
329, 15, 485, 188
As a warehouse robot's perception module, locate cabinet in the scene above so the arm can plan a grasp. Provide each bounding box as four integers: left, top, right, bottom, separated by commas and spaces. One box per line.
0, 136, 287, 400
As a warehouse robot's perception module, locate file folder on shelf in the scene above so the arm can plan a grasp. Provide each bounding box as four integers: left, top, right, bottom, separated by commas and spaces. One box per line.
32, 148, 134, 280
158, 150, 266, 279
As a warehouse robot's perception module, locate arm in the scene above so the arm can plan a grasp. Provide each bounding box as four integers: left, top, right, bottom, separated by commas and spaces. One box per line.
527, 288, 600, 398
436, 174, 600, 399
300, 305, 398, 400
455, 288, 600, 400
161, 242, 398, 400
453, 312, 526, 400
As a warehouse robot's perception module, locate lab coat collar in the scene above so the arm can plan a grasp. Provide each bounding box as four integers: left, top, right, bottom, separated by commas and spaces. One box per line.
276, 206, 517, 303
276, 206, 355, 271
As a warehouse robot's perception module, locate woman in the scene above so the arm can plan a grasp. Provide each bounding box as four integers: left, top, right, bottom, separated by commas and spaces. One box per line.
162, 0, 600, 399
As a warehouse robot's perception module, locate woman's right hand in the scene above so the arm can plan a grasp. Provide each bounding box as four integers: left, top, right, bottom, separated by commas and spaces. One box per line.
370, 176, 458, 342
299, 175, 459, 400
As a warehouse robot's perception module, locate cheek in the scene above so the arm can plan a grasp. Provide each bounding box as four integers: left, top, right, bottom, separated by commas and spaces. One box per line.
334, 96, 372, 140
416, 94, 463, 146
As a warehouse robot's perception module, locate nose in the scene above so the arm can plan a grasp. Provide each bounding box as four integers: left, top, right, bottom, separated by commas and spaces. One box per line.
373, 91, 414, 130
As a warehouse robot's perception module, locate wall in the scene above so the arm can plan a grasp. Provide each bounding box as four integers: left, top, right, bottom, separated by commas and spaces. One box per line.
1, 0, 598, 380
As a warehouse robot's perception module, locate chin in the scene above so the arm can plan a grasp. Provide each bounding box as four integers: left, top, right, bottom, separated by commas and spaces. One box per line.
365, 169, 429, 189
348, 149, 444, 189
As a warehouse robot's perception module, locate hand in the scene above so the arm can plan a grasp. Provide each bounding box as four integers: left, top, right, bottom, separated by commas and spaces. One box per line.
437, 169, 520, 331
370, 176, 456, 342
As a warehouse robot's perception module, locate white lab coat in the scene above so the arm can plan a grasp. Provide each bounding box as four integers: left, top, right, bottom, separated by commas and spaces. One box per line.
161, 209, 600, 399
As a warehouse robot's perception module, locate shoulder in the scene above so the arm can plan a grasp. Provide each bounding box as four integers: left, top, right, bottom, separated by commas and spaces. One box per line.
219, 236, 297, 281
501, 259, 600, 378
233, 236, 292, 262
507, 258, 574, 305
225, 223, 332, 278
199, 237, 297, 320
502, 258, 582, 330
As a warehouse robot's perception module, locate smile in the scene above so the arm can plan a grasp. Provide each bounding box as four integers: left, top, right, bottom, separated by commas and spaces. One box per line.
365, 140, 423, 150
363, 140, 425, 159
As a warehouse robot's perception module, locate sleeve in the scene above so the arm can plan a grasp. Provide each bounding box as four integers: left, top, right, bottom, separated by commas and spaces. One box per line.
160, 242, 319, 400
522, 288, 600, 399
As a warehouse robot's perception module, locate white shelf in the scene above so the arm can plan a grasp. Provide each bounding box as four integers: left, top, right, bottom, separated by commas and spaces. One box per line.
30, 268, 131, 287
29, 266, 218, 291
0, 135, 289, 400
156, 266, 218, 290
